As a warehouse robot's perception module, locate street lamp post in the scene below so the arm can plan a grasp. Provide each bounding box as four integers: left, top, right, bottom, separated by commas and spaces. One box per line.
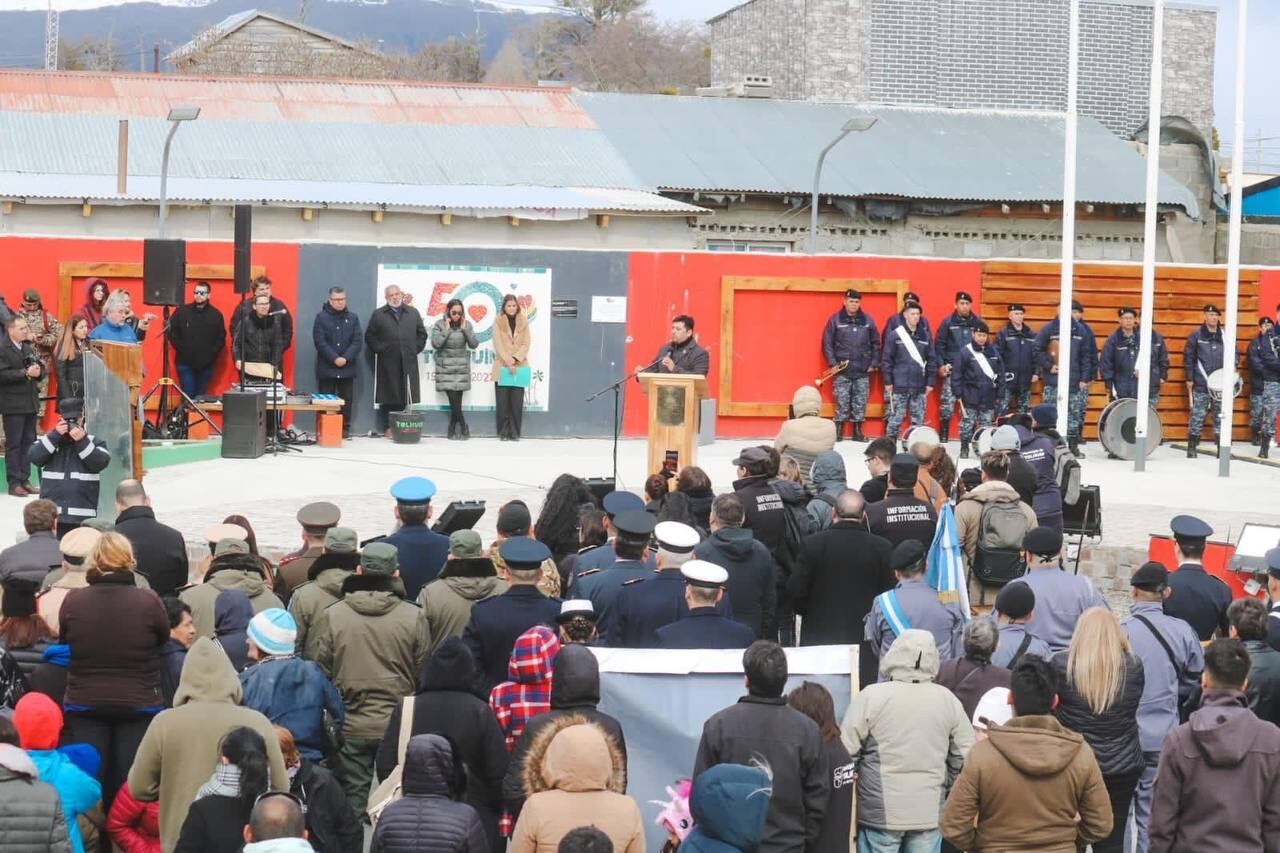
158, 105, 200, 238
809, 116, 877, 254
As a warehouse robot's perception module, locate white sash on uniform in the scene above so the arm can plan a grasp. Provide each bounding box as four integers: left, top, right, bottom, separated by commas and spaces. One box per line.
894, 325, 926, 369
969, 344, 996, 381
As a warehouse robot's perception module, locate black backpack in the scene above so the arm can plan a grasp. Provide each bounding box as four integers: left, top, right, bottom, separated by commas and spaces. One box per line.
972, 499, 1030, 586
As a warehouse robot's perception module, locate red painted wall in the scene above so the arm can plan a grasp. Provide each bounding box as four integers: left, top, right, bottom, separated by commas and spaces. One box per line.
624, 252, 983, 437
0, 237, 299, 419
1261, 269, 1280, 323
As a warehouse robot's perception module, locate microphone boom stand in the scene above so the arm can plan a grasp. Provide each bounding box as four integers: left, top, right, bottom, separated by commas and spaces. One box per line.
585, 354, 663, 487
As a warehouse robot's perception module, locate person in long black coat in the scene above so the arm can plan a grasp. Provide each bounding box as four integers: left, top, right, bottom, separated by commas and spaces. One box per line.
364, 285, 427, 435
375, 637, 507, 851
312, 289, 363, 439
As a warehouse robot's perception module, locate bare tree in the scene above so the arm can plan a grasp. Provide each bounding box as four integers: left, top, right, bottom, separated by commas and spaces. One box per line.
388, 34, 483, 83
484, 38, 531, 85
60, 36, 129, 71
562, 14, 710, 93
557, 0, 647, 28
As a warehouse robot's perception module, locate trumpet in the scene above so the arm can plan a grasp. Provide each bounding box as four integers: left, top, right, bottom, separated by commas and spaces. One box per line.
816, 361, 849, 386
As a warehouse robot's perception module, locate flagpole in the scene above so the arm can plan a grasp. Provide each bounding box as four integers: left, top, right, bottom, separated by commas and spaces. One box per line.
1056, 0, 1081, 444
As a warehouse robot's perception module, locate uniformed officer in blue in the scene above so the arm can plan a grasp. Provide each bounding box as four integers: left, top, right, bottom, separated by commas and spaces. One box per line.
1014, 526, 1107, 652
461, 536, 561, 693
990, 582, 1051, 668
952, 319, 1004, 459
653, 560, 755, 650
935, 290, 984, 444
610, 520, 703, 648
1035, 299, 1099, 457
1265, 548, 1280, 654
1100, 307, 1169, 410
1162, 514, 1231, 642
381, 476, 450, 600
566, 490, 655, 589
997, 303, 1037, 416
573, 510, 655, 642
865, 540, 962, 670
820, 288, 880, 442
1183, 304, 1226, 457
881, 301, 936, 438
1246, 315, 1280, 458
1120, 561, 1204, 853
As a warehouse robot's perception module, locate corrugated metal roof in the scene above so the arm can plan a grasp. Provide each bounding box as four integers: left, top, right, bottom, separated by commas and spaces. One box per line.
578, 94, 1201, 217
0, 173, 701, 215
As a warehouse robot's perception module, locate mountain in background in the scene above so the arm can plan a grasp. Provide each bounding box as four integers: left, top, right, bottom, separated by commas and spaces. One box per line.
0, 0, 566, 70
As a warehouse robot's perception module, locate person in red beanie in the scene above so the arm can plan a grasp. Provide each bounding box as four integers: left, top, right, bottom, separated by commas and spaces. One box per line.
13, 692, 102, 853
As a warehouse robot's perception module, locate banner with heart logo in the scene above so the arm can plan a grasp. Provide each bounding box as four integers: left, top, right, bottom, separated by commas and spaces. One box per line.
375, 263, 553, 413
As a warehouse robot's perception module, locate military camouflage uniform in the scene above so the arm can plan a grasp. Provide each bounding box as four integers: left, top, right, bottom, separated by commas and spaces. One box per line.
959, 406, 996, 444
1042, 384, 1089, 440
1252, 388, 1265, 435
938, 376, 958, 423
16, 306, 61, 407
1007, 387, 1032, 417
1261, 381, 1280, 438
886, 391, 926, 438
833, 373, 870, 424
1188, 389, 1222, 438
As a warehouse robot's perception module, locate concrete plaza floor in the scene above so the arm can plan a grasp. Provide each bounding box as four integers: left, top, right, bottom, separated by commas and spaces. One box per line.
1, 435, 1274, 560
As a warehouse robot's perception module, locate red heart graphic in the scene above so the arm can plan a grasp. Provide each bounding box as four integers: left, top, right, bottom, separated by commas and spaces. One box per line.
468, 304, 487, 323
517, 295, 534, 311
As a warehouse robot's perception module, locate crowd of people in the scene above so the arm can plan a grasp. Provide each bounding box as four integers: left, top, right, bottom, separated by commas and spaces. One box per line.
0, 375, 1278, 851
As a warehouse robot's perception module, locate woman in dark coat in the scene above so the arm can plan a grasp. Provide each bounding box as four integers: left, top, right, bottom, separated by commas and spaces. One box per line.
364, 285, 427, 436
175, 726, 270, 853
1052, 607, 1145, 853
376, 637, 507, 850
77, 278, 108, 330
370, 734, 487, 853
312, 290, 362, 438
274, 726, 362, 853
787, 682, 852, 853
430, 298, 479, 441
54, 316, 90, 399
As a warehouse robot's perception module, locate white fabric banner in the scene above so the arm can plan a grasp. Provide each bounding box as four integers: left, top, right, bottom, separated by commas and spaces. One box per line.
374, 263, 552, 412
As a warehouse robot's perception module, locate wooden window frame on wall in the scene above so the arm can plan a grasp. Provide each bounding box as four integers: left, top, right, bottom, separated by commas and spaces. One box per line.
56, 261, 266, 322
718, 276, 908, 418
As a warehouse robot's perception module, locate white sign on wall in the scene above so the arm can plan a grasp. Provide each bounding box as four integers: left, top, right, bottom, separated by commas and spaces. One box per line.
375, 263, 552, 412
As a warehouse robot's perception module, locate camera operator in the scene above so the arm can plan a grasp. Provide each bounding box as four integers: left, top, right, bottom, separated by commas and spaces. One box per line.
30, 398, 110, 535
0, 316, 46, 497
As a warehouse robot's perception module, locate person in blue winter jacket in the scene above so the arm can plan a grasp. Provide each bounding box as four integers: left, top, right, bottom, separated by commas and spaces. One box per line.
952, 320, 1005, 460
882, 302, 937, 439
13, 692, 102, 853
680, 763, 772, 853
997, 303, 1038, 416
1034, 300, 1098, 457
820, 289, 880, 442
934, 291, 985, 443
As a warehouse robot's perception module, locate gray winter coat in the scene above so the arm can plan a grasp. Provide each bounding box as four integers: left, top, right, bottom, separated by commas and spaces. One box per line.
430, 320, 479, 392
0, 743, 72, 853
806, 451, 847, 532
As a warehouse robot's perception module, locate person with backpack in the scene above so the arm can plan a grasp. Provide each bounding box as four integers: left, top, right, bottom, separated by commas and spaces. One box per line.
1011, 527, 1108, 653
954, 451, 1038, 612
1013, 406, 1068, 533
865, 540, 963, 668
864, 453, 938, 551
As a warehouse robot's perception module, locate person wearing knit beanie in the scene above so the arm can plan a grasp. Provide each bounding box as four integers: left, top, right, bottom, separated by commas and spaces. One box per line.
247, 609, 297, 659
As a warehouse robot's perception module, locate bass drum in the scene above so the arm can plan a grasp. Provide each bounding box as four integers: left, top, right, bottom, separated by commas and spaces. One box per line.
1206, 368, 1244, 401
901, 424, 940, 452
973, 426, 997, 456
1097, 397, 1162, 460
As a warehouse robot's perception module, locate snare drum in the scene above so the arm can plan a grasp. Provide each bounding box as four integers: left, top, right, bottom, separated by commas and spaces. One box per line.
902, 424, 941, 453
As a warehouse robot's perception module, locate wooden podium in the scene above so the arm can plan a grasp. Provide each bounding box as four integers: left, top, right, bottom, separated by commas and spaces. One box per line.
637, 373, 708, 478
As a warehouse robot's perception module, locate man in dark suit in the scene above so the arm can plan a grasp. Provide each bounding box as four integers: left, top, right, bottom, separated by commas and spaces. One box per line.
654, 561, 755, 649
462, 537, 561, 693
113, 479, 189, 597
0, 315, 45, 496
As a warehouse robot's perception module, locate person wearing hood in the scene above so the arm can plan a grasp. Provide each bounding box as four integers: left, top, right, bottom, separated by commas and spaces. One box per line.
687, 495, 773, 640
13, 693, 102, 853
311, 542, 427, 817
821, 288, 880, 443
940, 656, 1112, 852
167, 280, 226, 399
954, 450, 1038, 610
1014, 406, 1066, 532
288, 527, 360, 658
1150, 639, 1280, 852
312, 287, 362, 439
510, 717, 642, 853
77, 278, 109, 331
272, 727, 359, 853
181, 536, 284, 639
113, 479, 189, 597
214, 589, 254, 672
159, 598, 195, 708
774, 386, 836, 486
127, 637, 288, 852
0, 713, 72, 853
371, 734, 488, 853
841, 630, 974, 852
695, 641, 829, 853
418, 530, 508, 658
58, 532, 168, 811
680, 763, 771, 853
490, 625, 560, 837
375, 637, 507, 849
239, 610, 344, 763
803, 451, 845, 533
503, 644, 627, 825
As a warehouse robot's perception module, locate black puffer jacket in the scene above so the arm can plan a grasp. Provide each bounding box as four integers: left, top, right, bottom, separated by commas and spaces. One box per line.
370, 734, 488, 853
502, 645, 628, 812
292, 760, 363, 853
1052, 650, 1145, 776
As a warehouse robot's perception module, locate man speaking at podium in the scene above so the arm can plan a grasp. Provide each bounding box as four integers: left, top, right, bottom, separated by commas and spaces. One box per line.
642, 315, 709, 376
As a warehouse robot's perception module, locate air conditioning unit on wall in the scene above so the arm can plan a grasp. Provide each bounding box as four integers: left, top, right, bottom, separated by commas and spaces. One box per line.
696, 75, 774, 99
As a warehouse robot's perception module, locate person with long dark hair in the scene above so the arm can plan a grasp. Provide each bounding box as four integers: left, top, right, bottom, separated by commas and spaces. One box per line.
175, 726, 271, 853
676, 466, 714, 531
430, 297, 479, 440
787, 681, 853, 853
53, 316, 90, 399
557, 509, 607, 594
493, 293, 530, 441
535, 474, 596, 568
77, 278, 109, 330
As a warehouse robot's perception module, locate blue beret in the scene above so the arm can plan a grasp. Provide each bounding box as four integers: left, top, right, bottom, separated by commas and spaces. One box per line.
602, 490, 644, 517
499, 536, 551, 568
1170, 515, 1212, 540
612, 510, 657, 538
390, 476, 436, 504
1264, 547, 1280, 578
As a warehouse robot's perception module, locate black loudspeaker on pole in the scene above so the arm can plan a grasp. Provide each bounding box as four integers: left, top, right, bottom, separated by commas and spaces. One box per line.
234, 205, 252, 294
142, 238, 186, 307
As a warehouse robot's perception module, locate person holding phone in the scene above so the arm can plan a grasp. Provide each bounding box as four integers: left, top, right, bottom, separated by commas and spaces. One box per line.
431, 298, 479, 440
30, 397, 110, 534
492, 294, 529, 441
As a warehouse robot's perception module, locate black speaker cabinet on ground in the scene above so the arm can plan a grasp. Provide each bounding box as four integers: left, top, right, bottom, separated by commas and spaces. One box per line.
1063, 484, 1102, 538
221, 391, 266, 459
142, 238, 186, 307
234, 205, 252, 294
583, 477, 616, 507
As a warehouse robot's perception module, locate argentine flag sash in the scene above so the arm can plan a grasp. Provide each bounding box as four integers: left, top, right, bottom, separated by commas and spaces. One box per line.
875, 589, 911, 638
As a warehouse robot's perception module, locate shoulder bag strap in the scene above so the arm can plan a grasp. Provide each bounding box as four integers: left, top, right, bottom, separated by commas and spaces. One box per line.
396, 695, 416, 766
1132, 614, 1179, 675
1008, 632, 1035, 669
